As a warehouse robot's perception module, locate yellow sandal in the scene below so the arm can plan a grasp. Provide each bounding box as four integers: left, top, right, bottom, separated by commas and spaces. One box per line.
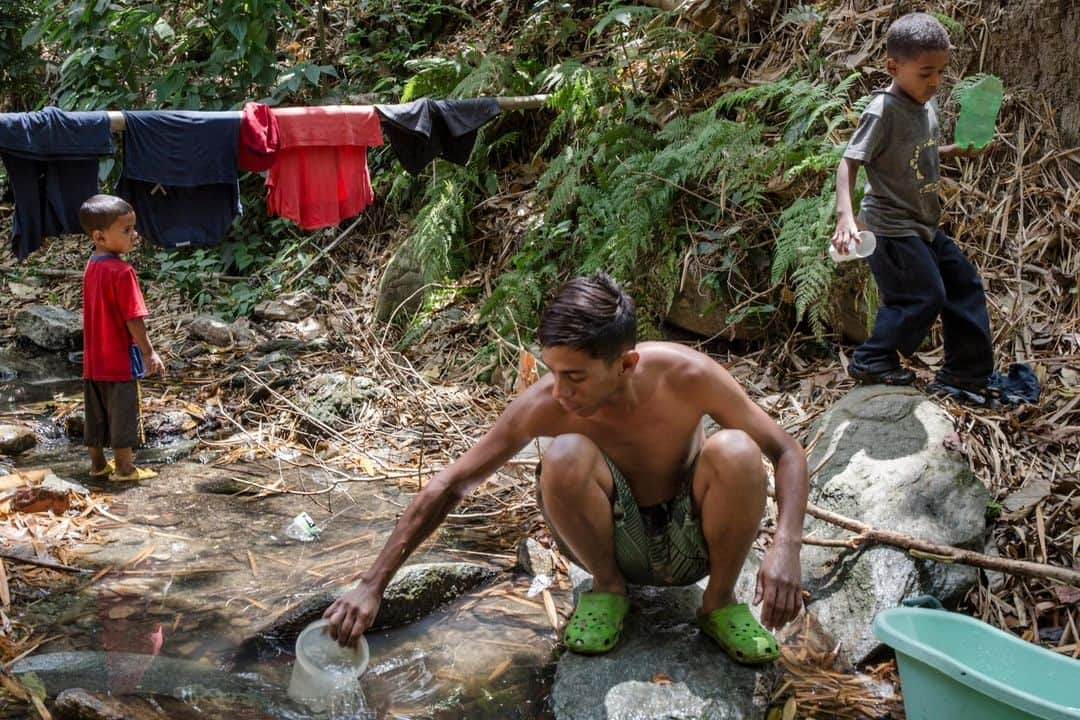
109, 466, 158, 482
89, 460, 116, 478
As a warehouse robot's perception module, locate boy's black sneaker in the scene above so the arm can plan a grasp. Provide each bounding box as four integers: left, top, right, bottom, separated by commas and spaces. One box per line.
847, 364, 915, 386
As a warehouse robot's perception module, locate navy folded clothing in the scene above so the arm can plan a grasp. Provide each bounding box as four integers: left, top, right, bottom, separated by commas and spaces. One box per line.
375, 98, 501, 175
930, 362, 1040, 406
117, 110, 241, 248
0, 107, 113, 260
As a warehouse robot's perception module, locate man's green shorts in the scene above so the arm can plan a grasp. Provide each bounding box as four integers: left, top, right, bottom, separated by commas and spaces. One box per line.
537, 454, 710, 587
606, 455, 710, 586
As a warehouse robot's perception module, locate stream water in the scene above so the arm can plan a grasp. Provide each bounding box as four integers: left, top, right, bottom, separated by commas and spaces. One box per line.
1, 344, 559, 719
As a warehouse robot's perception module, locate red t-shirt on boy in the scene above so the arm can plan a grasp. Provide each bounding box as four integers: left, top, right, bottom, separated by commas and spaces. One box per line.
82, 255, 148, 381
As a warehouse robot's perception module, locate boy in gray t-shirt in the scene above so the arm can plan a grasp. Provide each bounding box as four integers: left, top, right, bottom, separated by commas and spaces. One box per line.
832, 13, 993, 392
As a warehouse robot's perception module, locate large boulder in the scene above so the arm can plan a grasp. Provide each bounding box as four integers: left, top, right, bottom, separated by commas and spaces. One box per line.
665, 260, 773, 341
552, 562, 773, 720
801, 386, 990, 666
376, 239, 424, 324
0, 424, 37, 456
15, 305, 82, 351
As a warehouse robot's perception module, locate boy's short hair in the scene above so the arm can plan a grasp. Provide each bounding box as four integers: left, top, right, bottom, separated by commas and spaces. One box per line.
78, 194, 133, 235
886, 13, 951, 59
538, 273, 636, 362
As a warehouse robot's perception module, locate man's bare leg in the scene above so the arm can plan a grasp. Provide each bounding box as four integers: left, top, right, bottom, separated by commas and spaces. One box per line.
692, 429, 767, 614
538, 434, 626, 596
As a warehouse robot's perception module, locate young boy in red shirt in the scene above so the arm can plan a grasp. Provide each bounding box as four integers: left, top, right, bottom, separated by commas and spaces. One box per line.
80, 194, 165, 482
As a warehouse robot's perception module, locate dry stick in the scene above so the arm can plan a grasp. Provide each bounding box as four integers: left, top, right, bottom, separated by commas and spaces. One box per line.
0, 550, 89, 574
772, 490, 1080, 588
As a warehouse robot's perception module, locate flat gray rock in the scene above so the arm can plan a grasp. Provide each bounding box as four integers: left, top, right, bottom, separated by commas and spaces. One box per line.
553, 562, 773, 720
802, 386, 990, 665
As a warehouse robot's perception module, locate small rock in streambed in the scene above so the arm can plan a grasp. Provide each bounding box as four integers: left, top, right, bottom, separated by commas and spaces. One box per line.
235, 561, 500, 663
517, 537, 556, 578
0, 423, 38, 456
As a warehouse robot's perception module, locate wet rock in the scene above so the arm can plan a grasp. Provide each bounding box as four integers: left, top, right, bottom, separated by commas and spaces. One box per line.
54, 688, 161, 720
255, 350, 295, 372
237, 562, 499, 661
136, 439, 197, 465
0, 423, 38, 455
15, 305, 82, 351
13, 652, 276, 706
198, 477, 262, 495
303, 372, 389, 429
253, 291, 317, 322
143, 410, 197, 439
553, 563, 772, 720
65, 411, 85, 439
0, 362, 16, 382
801, 386, 990, 666
517, 537, 555, 578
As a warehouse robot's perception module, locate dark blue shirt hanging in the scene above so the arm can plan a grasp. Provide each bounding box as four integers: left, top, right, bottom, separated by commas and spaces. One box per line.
0, 107, 113, 260
117, 111, 241, 249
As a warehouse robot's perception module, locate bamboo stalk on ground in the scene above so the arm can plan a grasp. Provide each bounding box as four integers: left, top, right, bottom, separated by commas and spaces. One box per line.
768, 489, 1080, 588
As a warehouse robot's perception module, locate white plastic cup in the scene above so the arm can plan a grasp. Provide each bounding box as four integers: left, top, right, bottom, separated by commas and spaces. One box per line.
287, 619, 369, 712
829, 230, 877, 263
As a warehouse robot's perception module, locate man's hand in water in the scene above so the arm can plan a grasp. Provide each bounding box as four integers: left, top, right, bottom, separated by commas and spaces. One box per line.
323, 582, 382, 648
754, 539, 803, 630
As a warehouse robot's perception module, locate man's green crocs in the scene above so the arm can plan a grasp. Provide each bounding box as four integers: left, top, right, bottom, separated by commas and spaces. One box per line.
563, 592, 630, 655
698, 603, 780, 664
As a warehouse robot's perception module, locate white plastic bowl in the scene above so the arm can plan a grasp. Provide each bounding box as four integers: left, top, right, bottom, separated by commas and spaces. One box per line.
287, 619, 369, 712
830, 230, 877, 263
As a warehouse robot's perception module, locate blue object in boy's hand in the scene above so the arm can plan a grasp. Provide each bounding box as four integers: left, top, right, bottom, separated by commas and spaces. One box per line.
130, 344, 147, 379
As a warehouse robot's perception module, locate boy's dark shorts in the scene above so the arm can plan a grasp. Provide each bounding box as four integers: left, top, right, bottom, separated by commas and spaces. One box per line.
83, 380, 144, 449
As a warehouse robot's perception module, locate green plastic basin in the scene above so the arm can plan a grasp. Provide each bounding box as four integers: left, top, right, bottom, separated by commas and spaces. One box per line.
873, 607, 1080, 720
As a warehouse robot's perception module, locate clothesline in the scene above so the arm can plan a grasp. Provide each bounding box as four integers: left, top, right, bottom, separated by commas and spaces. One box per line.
1, 94, 552, 259
92, 94, 551, 131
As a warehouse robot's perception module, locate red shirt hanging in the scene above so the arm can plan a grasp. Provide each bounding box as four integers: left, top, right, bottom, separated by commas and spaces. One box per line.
266, 106, 383, 230
82, 255, 148, 381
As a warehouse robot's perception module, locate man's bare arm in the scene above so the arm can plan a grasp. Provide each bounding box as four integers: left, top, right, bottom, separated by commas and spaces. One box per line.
325, 390, 542, 647
360, 399, 535, 592
700, 362, 808, 544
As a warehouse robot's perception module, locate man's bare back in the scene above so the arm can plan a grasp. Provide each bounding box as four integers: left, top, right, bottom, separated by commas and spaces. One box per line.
514, 342, 718, 505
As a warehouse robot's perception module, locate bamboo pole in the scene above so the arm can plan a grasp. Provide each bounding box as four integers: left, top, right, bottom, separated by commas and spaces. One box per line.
92, 94, 550, 132
769, 489, 1080, 588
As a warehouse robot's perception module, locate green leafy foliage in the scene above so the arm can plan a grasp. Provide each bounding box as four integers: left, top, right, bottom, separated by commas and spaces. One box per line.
0, 3, 45, 110
490, 66, 863, 340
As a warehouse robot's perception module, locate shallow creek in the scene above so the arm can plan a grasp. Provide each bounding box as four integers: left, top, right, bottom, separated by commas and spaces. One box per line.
1, 345, 559, 719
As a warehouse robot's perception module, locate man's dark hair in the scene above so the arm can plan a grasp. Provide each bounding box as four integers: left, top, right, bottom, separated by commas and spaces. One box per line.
886, 12, 951, 60
538, 273, 636, 362
78, 194, 133, 235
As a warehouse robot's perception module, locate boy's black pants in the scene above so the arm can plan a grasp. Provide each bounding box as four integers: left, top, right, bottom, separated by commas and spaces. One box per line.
852, 229, 994, 387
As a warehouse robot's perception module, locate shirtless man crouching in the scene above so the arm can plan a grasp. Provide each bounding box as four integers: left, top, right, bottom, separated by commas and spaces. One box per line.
325, 273, 808, 663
